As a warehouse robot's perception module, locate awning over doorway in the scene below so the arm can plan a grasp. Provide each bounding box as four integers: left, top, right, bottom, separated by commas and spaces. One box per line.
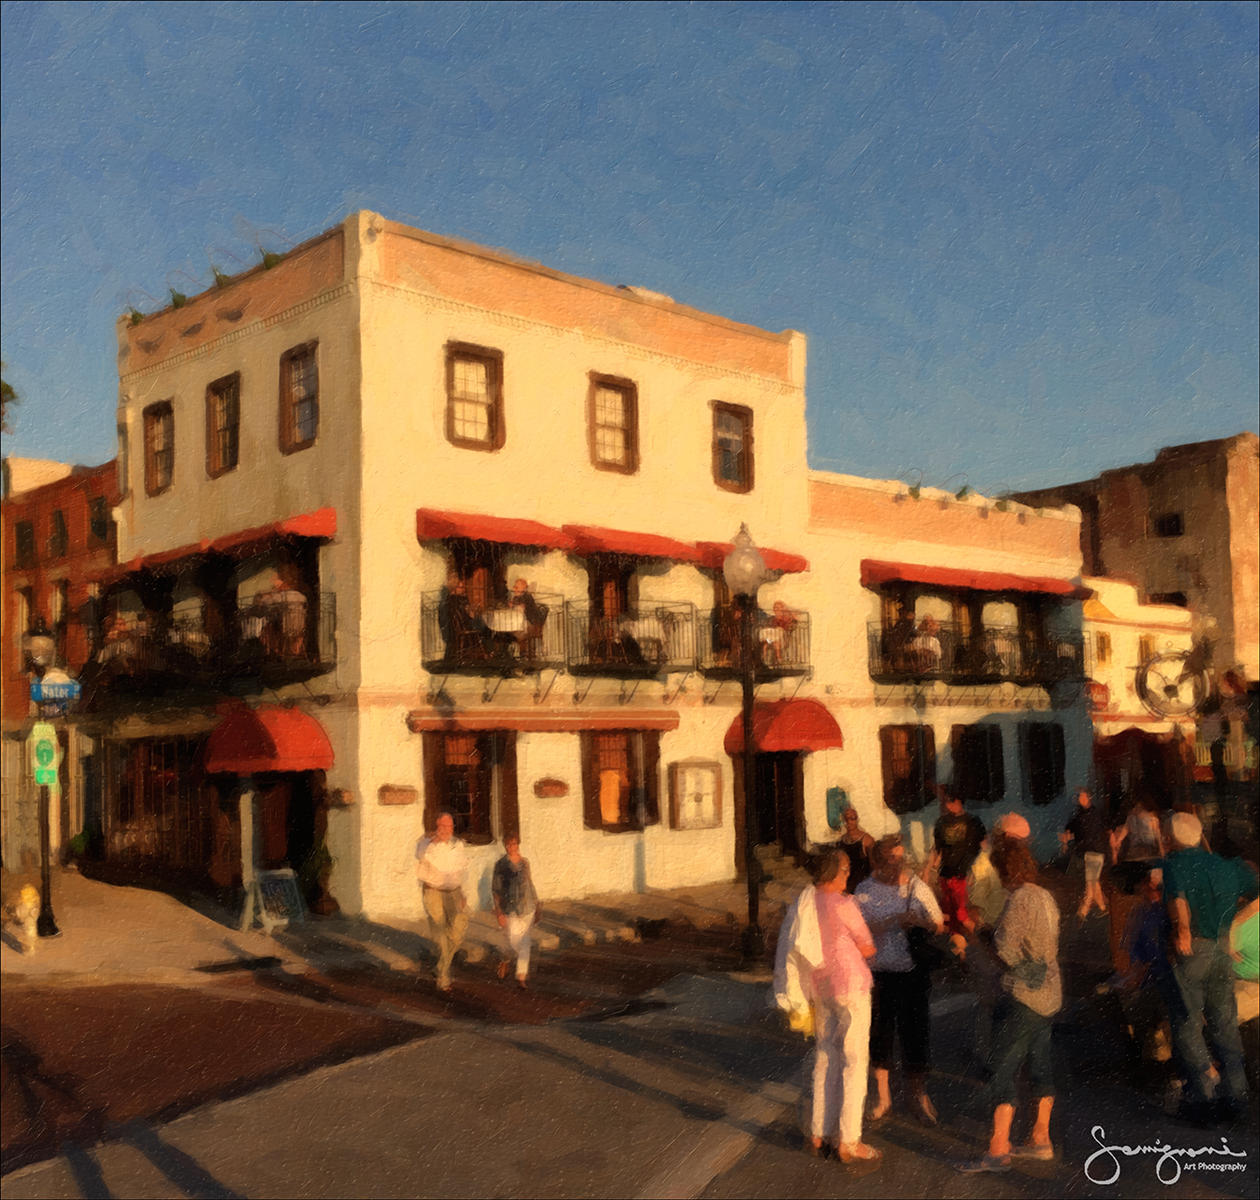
860, 558, 1087, 598
203, 704, 334, 775
416, 508, 575, 549
723, 698, 844, 755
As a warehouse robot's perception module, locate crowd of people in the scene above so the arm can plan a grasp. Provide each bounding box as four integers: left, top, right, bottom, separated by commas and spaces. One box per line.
774, 790, 1258, 1173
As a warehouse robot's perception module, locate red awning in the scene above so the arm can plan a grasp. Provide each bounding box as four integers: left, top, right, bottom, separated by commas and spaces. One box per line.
204, 704, 334, 775
105, 508, 337, 579
563, 524, 704, 562
695, 541, 809, 575
416, 509, 574, 549
860, 559, 1086, 598
723, 699, 844, 755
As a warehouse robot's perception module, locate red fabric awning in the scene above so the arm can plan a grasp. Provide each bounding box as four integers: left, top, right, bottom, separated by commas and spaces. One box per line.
416, 509, 574, 549
860, 559, 1086, 598
105, 508, 337, 580
723, 699, 844, 755
695, 541, 809, 575
563, 524, 703, 562
204, 704, 334, 775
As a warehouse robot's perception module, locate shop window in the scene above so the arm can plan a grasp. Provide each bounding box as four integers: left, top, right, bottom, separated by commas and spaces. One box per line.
143, 400, 175, 495
712, 402, 753, 493
950, 724, 1004, 806
15, 520, 36, 567
581, 730, 661, 831
1021, 721, 1065, 806
879, 724, 936, 814
422, 731, 517, 845
279, 343, 318, 453
206, 372, 241, 476
445, 343, 504, 451
588, 374, 638, 473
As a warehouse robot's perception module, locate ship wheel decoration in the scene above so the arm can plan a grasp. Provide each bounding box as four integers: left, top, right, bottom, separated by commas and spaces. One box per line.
1136, 650, 1210, 718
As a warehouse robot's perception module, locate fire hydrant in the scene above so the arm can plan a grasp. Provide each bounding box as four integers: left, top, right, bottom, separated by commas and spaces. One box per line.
13, 885, 40, 953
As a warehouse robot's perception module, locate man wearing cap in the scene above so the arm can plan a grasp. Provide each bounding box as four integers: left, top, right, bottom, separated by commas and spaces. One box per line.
1161, 811, 1258, 1123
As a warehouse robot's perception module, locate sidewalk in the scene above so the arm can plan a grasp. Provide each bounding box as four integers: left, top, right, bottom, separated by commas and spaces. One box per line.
0, 865, 805, 986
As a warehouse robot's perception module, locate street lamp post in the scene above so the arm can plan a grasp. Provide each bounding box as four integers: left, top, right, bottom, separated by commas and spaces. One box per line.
22, 621, 61, 938
723, 524, 770, 963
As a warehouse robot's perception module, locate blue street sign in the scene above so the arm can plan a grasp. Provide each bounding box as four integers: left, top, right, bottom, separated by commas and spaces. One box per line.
30, 679, 81, 703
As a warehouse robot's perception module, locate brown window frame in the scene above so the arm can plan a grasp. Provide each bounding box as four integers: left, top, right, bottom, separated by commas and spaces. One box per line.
205, 372, 241, 477
421, 730, 518, 846
445, 342, 505, 452
88, 496, 110, 545
278, 343, 319, 455
47, 509, 69, 559
711, 402, 754, 493
587, 373, 639, 474
581, 730, 661, 832
15, 519, 37, 568
879, 724, 936, 815
143, 400, 175, 496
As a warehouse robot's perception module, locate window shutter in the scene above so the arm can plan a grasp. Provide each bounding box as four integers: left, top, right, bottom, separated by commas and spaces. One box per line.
580, 732, 601, 830
422, 732, 442, 831
916, 725, 937, 808
879, 726, 901, 811
642, 732, 661, 827
499, 732, 520, 842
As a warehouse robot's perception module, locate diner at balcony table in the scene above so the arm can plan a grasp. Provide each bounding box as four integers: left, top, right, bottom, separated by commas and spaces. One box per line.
759, 601, 798, 666
255, 583, 308, 658
984, 627, 1020, 677
907, 616, 944, 675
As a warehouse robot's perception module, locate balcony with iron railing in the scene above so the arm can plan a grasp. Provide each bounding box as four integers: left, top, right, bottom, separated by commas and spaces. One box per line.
420, 590, 566, 674
231, 591, 337, 683
564, 600, 698, 677
868, 621, 1083, 686
700, 606, 811, 678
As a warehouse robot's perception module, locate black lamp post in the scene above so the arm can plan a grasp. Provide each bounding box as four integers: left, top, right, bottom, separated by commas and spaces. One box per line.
23, 620, 61, 938
723, 524, 770, 963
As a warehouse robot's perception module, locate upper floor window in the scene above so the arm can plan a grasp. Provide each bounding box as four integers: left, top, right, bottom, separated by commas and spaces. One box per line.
1152, 512, 1183, 538
117, 424, 130, 498
279, 343, 318, 453
48, 509, 69, 559
143, 401, 174, 495
15, 520, 36, 568
445, 343, 504, 451
206, 372, 241, 477
89, 497, 110, 545
712, 403, 753, 493
588, 374, 638, 473
1149, 591, 1188, 608
1093, 631, 1111, 666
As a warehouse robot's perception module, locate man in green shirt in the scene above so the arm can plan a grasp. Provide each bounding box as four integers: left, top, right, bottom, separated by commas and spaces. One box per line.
1162, 812, 1259, 1123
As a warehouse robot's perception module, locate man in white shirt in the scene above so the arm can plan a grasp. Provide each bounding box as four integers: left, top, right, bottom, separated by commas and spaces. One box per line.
416, 812, 470, 991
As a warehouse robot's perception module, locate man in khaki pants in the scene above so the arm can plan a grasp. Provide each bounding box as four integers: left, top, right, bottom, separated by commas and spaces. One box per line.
417, 812, 469, 992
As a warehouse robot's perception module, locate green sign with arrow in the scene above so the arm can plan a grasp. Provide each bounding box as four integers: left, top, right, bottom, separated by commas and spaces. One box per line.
30, 722, 57, 786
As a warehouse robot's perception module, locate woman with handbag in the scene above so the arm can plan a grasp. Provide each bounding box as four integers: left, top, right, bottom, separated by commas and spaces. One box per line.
957, 838, 1062, 1174
774, 849, 881, 1164
855, 835, 946, 1126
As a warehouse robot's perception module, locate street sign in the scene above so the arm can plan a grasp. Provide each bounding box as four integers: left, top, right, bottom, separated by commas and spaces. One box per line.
29, 722, 58, 786
30, 672, 81, 703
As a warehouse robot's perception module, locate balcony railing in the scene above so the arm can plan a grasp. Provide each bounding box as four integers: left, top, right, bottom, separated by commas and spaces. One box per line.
565, 601, 698, 676
868, 621, 1084, 685
233, 592, 336, 678
700, 607, 811, 677
420, 590, 566, 673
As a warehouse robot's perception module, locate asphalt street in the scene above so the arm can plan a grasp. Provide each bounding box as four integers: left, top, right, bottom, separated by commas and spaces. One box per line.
4, 970, 1256, 1200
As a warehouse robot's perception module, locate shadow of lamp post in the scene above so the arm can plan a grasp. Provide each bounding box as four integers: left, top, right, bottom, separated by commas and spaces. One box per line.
22, 620, 61, 937
723, 524, 770, 964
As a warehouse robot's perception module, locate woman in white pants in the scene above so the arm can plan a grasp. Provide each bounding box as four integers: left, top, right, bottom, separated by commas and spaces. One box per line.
775, 849, 881, 1165
492, 835, 539, 988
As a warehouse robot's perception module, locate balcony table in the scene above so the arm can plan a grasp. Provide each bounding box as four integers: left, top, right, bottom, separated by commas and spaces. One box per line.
483, 608, 527, 635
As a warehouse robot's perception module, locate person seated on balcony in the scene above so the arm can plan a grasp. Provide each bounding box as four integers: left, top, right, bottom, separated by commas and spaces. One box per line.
99, 613, 135, 667
438, 573, 491, 662
508, 577, 549, 661
759, 600, 798, 666
908, 616, 944, 675
883, 606, 917, 674
257, 579, 308, 659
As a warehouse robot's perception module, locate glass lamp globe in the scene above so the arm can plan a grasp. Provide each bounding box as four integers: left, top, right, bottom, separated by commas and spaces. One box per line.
722, 524, 769, 598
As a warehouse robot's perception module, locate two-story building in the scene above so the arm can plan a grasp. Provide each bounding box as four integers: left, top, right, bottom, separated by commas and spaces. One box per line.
1, 459, 118, 868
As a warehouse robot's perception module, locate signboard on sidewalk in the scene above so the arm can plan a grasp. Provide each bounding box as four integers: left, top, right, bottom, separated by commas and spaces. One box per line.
29, 722, 58, 786
258, 869, 306, 930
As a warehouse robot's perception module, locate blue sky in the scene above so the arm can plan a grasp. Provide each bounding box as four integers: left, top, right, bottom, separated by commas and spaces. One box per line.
2, 1, 1256, 492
